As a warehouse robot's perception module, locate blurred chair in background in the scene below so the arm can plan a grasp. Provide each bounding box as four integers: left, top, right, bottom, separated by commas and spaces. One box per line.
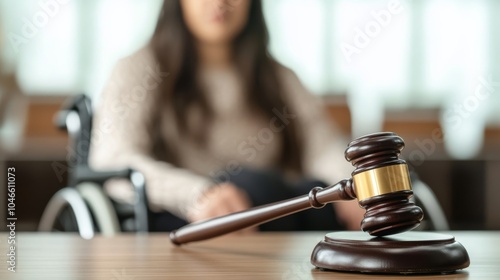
323, 95, 352, 136
483, 126, 500, 157
383, 107, 446, 160
324, 97, 450, 231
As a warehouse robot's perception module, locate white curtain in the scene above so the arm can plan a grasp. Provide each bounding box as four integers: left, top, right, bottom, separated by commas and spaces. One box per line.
0, 0, 161, 97
264, 0, 500, 158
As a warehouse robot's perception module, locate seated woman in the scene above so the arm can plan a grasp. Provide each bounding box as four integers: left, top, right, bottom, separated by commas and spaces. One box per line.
89, 0, 364, 231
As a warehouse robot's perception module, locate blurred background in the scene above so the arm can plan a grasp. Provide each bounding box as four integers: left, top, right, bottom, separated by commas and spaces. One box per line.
1, 0, 499, 231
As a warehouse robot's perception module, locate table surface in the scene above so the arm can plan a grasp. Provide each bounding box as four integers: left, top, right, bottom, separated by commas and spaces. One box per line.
1, 231, 498, 280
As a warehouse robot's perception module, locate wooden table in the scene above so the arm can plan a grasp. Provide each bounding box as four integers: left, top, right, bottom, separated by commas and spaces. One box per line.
1, 231, 498, 279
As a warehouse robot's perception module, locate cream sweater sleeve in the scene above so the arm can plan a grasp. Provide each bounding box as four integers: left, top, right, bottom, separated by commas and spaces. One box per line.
89, 48, 212, 219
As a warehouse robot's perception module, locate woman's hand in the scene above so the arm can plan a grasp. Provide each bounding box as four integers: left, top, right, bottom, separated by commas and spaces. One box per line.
187, 182, 252, 224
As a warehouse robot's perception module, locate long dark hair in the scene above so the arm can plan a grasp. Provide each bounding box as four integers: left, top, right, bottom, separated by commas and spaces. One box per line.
150, 0, 302, 172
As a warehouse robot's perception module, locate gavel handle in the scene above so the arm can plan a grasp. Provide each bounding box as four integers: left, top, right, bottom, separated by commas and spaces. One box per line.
169, 179, 355, 245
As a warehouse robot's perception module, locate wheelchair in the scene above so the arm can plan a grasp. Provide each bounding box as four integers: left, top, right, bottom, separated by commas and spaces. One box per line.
38, 94, 449, 239
38, 94, 150, 239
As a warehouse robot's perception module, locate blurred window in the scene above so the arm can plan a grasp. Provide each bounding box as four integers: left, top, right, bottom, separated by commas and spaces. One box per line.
1, 0, 498, 158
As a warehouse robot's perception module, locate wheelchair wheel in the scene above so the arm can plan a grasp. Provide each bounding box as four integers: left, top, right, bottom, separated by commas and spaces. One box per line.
76, 182, 120, 235
39, 183, 120, 238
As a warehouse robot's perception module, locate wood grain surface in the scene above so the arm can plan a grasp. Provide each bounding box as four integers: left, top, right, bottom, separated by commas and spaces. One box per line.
0, 231, 498, 279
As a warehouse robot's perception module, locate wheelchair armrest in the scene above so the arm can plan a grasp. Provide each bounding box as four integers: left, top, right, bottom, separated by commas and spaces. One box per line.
54, 94, 91, 131
74, 166, 133, 185
74, 166, 150, 232
54, 110, 71, 130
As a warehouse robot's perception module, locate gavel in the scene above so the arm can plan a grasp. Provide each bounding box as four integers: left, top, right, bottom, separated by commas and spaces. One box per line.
170, 132, 424, 245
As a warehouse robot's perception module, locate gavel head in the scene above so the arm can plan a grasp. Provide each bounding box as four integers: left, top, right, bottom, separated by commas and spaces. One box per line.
345, 132, 424, 236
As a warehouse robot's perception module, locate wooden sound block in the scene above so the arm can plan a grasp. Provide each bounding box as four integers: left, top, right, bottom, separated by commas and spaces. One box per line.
311, 231, 470, 274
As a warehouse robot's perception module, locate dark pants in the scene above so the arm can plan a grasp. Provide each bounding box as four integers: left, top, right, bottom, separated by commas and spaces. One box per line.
226, 168, 344, 231
150, 168, 344, 232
